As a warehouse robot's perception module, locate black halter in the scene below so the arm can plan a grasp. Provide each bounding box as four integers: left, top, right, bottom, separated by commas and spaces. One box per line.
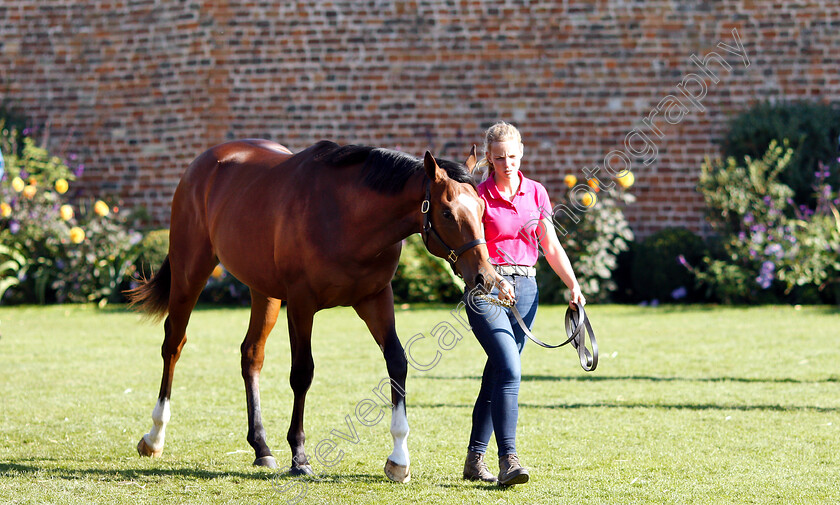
420, 178, 486, 266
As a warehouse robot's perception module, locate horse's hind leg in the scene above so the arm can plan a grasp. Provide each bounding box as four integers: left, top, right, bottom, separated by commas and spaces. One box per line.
241, 290, 282, 468
353, 285, 410, 483
137, 239, 217, 458
285, 299, 316, 475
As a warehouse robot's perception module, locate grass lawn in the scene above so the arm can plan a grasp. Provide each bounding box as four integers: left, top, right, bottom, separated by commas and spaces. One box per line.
1, 303, 839, 504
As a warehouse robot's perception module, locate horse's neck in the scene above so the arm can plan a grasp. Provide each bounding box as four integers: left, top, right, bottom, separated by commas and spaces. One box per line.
385, 174, 427, 242
352, 174, 426, 258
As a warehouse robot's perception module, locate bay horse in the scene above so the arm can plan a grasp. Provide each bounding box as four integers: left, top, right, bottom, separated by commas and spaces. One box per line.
126, 138, 498, 482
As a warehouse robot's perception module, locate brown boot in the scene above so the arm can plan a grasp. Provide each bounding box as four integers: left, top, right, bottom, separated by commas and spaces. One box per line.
498, 453, 529, 486
463, 451, 497, 482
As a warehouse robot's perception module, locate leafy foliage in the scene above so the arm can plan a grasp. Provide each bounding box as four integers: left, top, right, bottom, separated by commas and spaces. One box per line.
539, 181, 634, 303
392, 233, 465, 304
695, 141, 840, 303
630, 227, 706, 303
0, 123, 142, 304
721, 100, 840, 206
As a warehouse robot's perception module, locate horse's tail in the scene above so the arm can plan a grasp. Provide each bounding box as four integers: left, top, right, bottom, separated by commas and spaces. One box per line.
125, 255, 171, 321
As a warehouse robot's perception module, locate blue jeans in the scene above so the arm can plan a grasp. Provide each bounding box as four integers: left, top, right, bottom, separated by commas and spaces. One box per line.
464, 274, 538, 457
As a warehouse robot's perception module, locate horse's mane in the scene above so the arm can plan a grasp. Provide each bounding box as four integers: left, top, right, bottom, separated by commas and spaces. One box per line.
305, 140, 474, 194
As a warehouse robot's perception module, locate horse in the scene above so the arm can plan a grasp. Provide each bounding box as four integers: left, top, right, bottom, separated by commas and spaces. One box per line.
126, 138, 499, 482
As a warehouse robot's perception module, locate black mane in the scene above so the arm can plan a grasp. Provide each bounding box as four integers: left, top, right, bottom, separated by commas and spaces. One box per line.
307, 140, 474, 194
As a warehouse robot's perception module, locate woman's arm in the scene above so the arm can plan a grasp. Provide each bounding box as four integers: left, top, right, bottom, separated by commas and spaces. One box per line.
537, 217, 585, 307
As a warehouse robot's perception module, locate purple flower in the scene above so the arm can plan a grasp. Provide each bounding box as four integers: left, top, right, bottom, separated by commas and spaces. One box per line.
744, 213, 755, 224
765, 243, 784, 259
671, 286, 687, 300
677, 254, 689, 267
756, 260, 776, 289
9, 220, 20, 234
74, 164, 85, 177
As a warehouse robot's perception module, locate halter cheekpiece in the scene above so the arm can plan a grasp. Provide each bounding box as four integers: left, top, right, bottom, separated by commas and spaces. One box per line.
420, 178, 486, 266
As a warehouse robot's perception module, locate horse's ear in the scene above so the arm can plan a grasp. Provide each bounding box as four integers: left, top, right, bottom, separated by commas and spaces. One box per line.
424, 151, 445, 182
464, 145, 478, 174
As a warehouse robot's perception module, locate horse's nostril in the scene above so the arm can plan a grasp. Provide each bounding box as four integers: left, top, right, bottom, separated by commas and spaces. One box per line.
475, 274, 485, 291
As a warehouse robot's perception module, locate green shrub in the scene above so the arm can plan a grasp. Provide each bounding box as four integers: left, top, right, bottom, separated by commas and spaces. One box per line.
540, 181, 634, 303
695, 141, 840, 303
0, 125, 142, 305
631, 227, 705, 302
392, 233, 465, 304
134, 229, 169, 276
721, 100, 840, 206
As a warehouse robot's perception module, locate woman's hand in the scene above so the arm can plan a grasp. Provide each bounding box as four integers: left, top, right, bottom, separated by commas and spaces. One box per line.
498, 277, 516, 303
570, 284, 585, 308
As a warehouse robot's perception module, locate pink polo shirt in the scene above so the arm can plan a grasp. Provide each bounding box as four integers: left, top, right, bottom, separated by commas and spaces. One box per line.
477, 173, 552, 267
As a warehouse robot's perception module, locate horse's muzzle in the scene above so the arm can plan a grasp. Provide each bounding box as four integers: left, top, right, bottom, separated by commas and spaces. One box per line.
473, 273, 487, 293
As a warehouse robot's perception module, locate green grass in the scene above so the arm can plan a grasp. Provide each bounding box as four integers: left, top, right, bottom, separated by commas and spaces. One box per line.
1, 303, 839, 504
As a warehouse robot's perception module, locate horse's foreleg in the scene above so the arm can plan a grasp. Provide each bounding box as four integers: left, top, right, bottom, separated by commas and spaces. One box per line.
241, 291, 282, 468
353, 285, 410, 483
286, 301, 316, 475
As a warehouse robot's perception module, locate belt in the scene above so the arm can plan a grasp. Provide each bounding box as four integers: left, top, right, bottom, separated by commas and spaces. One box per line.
493, 264, 536, 277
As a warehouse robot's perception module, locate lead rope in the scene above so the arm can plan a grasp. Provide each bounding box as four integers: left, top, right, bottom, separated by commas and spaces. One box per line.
475, 296, 598, 372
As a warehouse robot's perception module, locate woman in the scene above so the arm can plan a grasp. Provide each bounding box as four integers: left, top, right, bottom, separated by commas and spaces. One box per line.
463, 121, 585, 486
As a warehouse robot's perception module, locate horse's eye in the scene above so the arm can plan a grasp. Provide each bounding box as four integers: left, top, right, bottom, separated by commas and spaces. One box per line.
442, 209, 454, 220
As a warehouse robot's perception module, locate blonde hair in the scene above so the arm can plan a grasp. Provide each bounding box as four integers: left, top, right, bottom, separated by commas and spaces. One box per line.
484, 121, 522, 153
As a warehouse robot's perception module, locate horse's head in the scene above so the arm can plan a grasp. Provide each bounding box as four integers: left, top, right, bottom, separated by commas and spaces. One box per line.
421, 146, 498, 293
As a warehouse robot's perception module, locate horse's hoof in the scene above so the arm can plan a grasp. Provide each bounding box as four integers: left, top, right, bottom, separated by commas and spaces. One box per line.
289, 464, 315, 476
137, 437, 162, 458
384, 458, 411, 483
253, 456, 278, 468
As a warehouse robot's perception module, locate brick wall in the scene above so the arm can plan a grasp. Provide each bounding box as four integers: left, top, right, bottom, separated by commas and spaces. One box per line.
2, 1, 839, 236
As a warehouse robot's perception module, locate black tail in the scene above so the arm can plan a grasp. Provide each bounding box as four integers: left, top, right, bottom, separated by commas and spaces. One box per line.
125, 255, 171, 321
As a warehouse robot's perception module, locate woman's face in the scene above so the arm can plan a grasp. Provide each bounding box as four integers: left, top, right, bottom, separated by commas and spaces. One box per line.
486, 139, 523, 181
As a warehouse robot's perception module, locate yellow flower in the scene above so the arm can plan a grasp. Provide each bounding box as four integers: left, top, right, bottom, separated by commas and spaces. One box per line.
580, 192, 597, 208
11, 177, 25, 192
211, 265, 225, 279
22, 185, 37, 199
616, 171, 635, 189
55, 178, 69, 194
94, 200, 110, 217
587, 178, 600, 192
69, 226, 86, 244
0, 202, 11, 217
60, 204, 74, 221
563, 174, 577, 187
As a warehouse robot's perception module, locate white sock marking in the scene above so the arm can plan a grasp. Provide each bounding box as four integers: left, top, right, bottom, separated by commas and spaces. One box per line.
388, 401, 410, 466
143, 398, 170, 450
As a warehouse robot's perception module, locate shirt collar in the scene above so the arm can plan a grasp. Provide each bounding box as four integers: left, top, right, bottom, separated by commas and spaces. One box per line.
482, 173, 530, 201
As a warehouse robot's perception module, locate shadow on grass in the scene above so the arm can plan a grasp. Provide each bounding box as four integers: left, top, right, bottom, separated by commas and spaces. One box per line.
411, 401, 840, 413
419, 374, 840, 384
0, 460, 385, 485
0, 460, 270, 481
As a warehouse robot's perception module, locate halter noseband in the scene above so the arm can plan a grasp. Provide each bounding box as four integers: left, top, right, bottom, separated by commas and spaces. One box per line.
420, 178, 486, 266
